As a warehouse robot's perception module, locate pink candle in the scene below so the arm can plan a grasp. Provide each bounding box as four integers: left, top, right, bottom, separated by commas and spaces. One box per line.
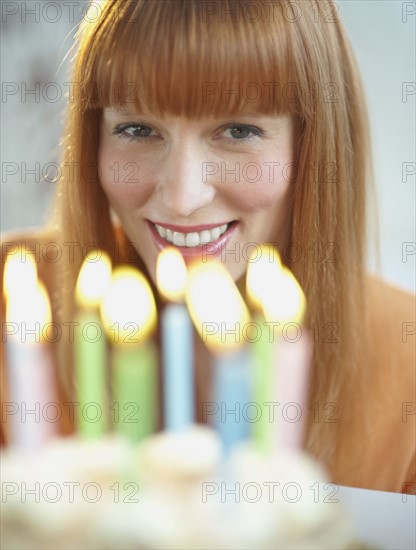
274, 330, 312, 450
5, 333, 57, 450
256, 258, 310, 452
3, 252, 56, 450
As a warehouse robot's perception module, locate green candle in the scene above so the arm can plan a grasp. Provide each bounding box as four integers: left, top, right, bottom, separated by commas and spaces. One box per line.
246, 245, 282, 452
100, 266, 158, 443
247, 246, 307, 453
112, 342, 157, 442
250, 313, 275, 451
74, 311, 108, 438
74, 251, 112, 438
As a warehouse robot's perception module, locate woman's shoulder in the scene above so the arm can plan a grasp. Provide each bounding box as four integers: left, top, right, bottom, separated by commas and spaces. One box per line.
1, 225, 61, 282
366, 274, 415, 312
1, 225, 59, 256
365, 274, 415, 369
346, 275, 416, 492
365, 274, 415, 435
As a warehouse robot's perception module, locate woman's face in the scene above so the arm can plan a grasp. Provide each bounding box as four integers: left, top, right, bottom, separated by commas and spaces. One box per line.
99, 109, 298, 283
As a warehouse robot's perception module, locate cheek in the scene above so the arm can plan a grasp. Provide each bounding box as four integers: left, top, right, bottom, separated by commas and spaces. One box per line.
98, 148, 155, 209
218, 160, 295, 210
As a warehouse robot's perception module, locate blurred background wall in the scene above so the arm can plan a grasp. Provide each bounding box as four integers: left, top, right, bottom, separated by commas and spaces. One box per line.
1, 0, 415, 292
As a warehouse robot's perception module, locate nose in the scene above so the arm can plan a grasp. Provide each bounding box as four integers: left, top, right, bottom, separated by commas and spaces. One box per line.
157, 141, 216, 219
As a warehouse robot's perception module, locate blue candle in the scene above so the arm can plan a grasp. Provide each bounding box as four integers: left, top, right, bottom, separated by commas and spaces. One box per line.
213, 347, 251, 453
157, 248, 194, 431
186, 260, 251, 453
161, 304, 194, 430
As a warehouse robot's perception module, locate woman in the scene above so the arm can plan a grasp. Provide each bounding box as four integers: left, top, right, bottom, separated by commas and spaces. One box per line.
1, 0, 414, 493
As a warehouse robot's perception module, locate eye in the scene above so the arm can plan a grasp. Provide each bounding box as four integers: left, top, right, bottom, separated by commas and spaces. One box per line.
112, 123, 158, 142
217, 124, 265, 144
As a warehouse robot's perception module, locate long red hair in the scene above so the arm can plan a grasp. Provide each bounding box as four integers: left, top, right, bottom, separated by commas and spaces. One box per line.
53, 0, 374, 480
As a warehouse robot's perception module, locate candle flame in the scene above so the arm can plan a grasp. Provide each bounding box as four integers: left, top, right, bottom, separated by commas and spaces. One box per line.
246, 245, 283, 309
3, 249, 37, 300
156, 247, 187, 302
186, 260, 250, 354
263, 267, 306, 325
100, 266, 157, 345
76, 250, 112, 308
246, 246, 305, 324
6, 279, 52, 342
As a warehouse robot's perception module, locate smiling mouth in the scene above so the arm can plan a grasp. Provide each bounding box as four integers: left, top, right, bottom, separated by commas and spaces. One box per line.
149, 221, 237, 248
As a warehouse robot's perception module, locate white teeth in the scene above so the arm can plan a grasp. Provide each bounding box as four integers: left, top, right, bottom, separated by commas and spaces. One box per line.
199, 230, 211, 245
154, 223, 230, 247
156, 225, 166, 238
210, 227, 221, 241
185, 232, 199, 247
172, 232, 186, 246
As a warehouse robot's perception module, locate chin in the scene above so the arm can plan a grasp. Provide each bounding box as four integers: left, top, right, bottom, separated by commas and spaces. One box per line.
139, 247, 247, 296
221, 260, 247, 287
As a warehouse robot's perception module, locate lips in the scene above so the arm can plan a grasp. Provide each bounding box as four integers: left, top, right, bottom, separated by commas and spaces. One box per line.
154, 222, 229, 247
147, 220, 238, 261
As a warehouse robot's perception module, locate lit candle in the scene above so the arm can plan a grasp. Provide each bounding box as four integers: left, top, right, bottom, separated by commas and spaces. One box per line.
262, 266, 310, 451
75, 250, 111, 438
186, 260, 251, 453
100, 266, 158, 442
156, 247, 194, 431
246, 245, 282, 451
4, 251, 56, 449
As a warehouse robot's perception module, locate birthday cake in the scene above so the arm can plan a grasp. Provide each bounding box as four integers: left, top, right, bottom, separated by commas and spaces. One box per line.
2, 249, 364, 548
1, 424, 359, 550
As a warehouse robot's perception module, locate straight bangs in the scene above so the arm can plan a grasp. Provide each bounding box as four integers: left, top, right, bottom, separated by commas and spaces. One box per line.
76, 0, 302, 118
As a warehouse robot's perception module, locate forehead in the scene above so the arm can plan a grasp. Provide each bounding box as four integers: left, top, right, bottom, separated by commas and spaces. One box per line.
82, 0, 299, 118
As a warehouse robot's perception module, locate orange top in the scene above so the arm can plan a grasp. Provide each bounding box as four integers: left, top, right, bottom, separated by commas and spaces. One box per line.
333, 276, 415, 493
1, 230, 415, 494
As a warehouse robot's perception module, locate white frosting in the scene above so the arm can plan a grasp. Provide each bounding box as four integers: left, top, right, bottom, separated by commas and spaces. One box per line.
135, 424, 221, 482
1, 426, 355, 549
